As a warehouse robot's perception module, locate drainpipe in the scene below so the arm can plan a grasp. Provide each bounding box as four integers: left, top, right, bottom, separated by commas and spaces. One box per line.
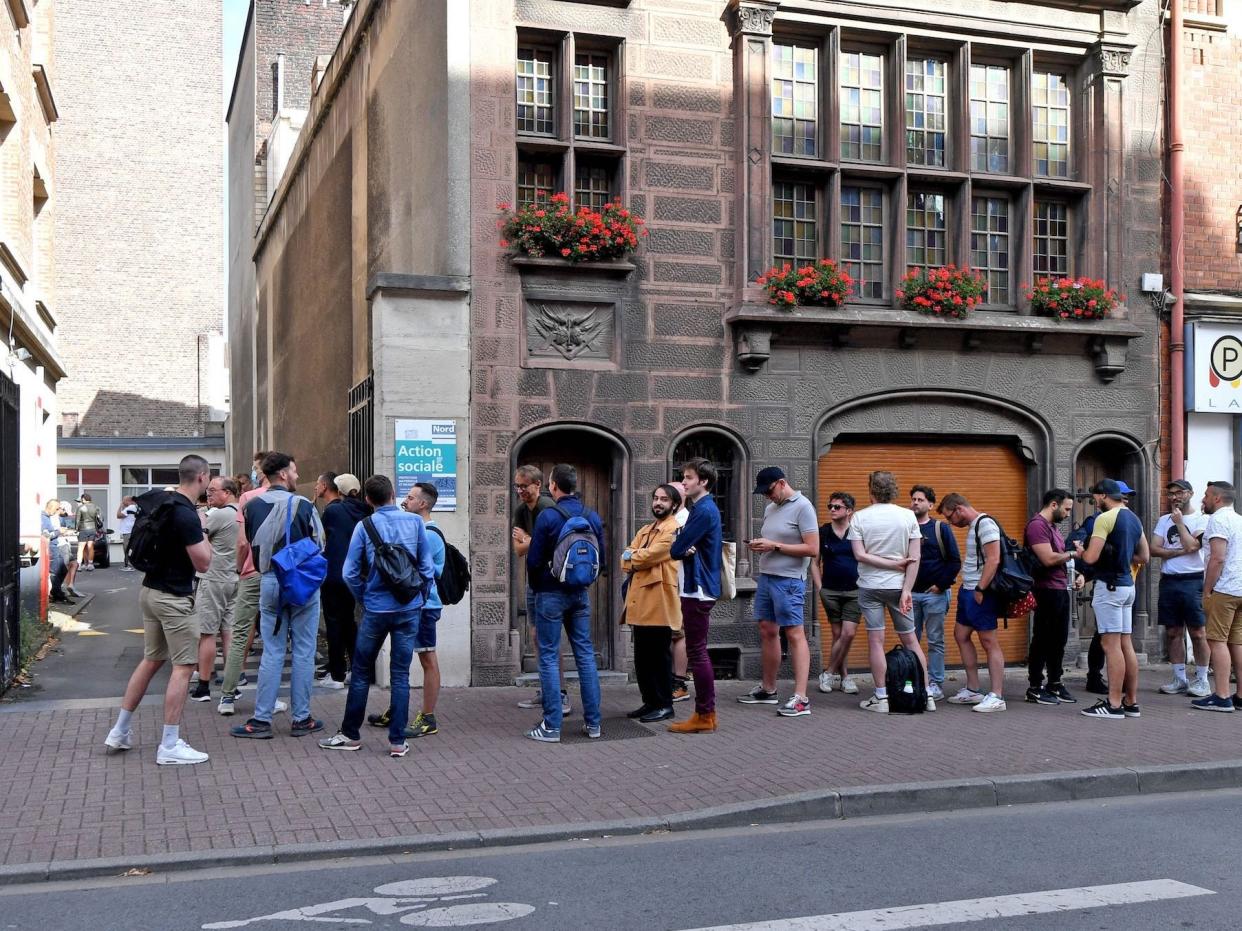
1169, 1, 1186, 480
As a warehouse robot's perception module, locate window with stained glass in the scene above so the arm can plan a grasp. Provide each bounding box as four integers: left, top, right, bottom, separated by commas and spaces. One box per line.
517, 47, 556, 135
971, 196, 1010, 304
772, 43, 819, 156
970, 64, 1010, 173
906, 192, 947, 273
517, 157, 556, 208
842, 186, 885, 298
573, 53, 610, 139
840, 51, 884, 162
1033, 201, 1070, 276
574, 162, 613, 211
905, 58, 947, 167
773, 181, 818, 265
1032, 72, 1070, 177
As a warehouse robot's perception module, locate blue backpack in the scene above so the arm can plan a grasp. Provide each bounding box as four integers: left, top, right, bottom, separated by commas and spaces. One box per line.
271, 497, 328, 610
550, 504, 601, 588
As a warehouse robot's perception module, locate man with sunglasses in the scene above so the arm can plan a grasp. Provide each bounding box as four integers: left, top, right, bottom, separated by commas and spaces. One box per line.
741, 467, 819, 717
811, 491, 861, 696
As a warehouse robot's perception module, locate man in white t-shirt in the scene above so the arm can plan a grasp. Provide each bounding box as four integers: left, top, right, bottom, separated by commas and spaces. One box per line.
1152, 479, 1211, 697
849, 470, 931, 713
116, 496, 138, 571
938, 492, 1007, 713
1192, 480, 1242, 712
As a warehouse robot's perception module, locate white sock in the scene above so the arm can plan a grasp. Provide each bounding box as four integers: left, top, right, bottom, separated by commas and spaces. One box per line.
1172, 663, 1187, 681
1195, 666, 1210, 682
114, 708, 133, 734
875, 687, 887, 699
161, 725, 179, 750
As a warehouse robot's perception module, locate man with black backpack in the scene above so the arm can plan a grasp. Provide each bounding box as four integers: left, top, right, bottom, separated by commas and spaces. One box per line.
524, 463, 605, 743
320, 475, 436, 757
938, 493, 1008, 713
104, 454, 213, 765
910, 485, 961, 702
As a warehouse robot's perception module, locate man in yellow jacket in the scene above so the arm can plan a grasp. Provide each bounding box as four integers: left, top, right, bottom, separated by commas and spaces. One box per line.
622, 484, 684, 723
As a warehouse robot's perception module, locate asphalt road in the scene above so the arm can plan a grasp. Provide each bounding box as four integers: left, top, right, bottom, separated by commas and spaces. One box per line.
0, 789, 1237, 931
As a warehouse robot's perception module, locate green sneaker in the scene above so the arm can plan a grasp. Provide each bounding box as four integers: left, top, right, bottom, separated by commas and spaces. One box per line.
403, 712, 438, 739
366, 709, 391, 728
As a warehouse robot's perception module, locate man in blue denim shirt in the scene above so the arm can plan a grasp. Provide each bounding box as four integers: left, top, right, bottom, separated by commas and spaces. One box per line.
319, 474, 436, 757
524, 463, 605, 743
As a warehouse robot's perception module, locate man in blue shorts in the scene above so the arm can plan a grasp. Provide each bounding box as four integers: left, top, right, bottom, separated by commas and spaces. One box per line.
939, 492, 1007, 713
741, 467, 819, 717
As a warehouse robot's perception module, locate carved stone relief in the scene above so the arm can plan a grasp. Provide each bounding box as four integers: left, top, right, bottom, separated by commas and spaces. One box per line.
525, 299, 616, 363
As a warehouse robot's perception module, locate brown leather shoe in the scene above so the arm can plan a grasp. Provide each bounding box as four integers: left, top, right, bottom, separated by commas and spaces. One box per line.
668, 711, 716, 733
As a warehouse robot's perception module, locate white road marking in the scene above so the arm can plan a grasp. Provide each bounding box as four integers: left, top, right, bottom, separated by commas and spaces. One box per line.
400, 903, 537, 926
678, 879, 1214, 931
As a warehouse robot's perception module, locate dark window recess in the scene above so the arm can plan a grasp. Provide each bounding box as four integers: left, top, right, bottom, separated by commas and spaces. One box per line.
348, 374, 374, 482
672, 432, 740, 543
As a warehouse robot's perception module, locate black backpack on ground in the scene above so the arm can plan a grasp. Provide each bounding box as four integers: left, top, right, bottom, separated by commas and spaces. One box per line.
884, 645, 927, 715
360, 516, 422, 605
126, 490, 177, 574
426, 525, 471, 606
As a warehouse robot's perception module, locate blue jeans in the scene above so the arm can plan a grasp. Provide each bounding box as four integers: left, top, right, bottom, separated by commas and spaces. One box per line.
534, 589, 601, 731
912, 591, 949, 685
255, 574, 320, 723
342, 609, 418, 744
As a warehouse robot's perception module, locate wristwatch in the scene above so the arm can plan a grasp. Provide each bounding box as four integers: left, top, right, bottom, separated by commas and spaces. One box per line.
774, 544, 782, 554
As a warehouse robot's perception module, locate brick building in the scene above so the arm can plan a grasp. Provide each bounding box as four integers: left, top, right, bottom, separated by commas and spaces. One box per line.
52, 0, 225, 530
234, 0, 1171, 685
1177, 1, 1242, 494
1, 0, 61, 660
227, 0, 351, 467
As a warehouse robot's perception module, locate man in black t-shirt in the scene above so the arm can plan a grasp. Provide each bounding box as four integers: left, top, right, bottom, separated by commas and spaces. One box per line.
510, 464, 566, 712
810, 491, 862, 695
104, 454, 213, 765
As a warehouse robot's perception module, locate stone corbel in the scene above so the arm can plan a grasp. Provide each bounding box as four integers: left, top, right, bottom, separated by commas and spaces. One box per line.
898, 328, 918, 350
728, 0, 779, 37
1095, 43, 1133, 79
1088, 334, 1130, 383
735, 324, 772, 371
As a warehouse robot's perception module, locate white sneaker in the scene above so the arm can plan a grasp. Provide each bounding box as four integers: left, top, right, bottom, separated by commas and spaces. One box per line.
156, 739, 209, 765
927, 683, 945, 701
973, 693, 1007, 713
817, 671, 836, 693
859, 694, 889, 713
841, 676, 859, 695
104, 729, 132, 752
1158, 678, 1189, 695
948, 687, 985, 705
315, 678, 346, 690
1188, 679, 1212, 698
925, 696, 937, 712
274, 699, 288, 714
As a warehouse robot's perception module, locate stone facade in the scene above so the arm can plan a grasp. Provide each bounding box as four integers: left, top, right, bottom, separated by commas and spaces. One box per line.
54, 0, 223, 439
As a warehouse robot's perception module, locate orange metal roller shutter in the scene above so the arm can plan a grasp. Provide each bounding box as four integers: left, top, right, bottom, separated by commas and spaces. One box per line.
816, 440, 1030, 669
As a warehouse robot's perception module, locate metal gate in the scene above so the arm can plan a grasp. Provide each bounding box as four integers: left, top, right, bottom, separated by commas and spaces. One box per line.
0, 371, 19, 689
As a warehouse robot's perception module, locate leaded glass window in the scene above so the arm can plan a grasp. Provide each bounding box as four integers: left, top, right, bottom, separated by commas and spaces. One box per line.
971, 196, 1010, 304
970, 64, 1010, 173
906, 192, 947, 273
772, 43, 818, 157
1033, 201, 1070, 276
842, 186, 884, 298
906, 58, 947, 167
773, 181, 818, 265
1032, 72, 1070, 177
573, 53, 610, 139
517, 47, 555, 135
840, 51, 884, 162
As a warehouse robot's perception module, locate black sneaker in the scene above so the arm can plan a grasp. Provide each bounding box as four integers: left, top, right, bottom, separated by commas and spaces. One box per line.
190, 681, 211, 702
1122, 702, 1141, 718
1084, 678, 1110, 696
403, 712, 438, 739
291, 717, 325, 737
1080, 699, 1124, 720
367, 709, 392, 728
1047, 683, 1077, 704
1234, 695, 1242, 711
1025, 686, 1059, 705
737, 686, 779, 704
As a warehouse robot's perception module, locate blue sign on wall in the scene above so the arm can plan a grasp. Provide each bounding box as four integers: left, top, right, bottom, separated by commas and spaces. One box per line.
394, 419, 457, 510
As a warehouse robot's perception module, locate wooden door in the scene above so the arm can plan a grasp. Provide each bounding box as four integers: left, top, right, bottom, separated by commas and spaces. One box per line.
514, 434, 616, 671
817, 439, 1030, 668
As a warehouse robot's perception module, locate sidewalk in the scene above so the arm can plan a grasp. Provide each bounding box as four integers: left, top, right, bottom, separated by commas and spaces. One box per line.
1, 664, 1239, 874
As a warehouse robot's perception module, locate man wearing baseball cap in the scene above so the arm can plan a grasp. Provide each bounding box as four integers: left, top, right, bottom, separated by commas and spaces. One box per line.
317, 472, 370, 689
1080, 479, 1149, 720
1152, 479, 1211, 697
739, 467, 819, 717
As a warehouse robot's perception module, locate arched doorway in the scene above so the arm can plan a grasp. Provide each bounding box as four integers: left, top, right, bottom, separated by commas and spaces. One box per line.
510, 424, 628, 672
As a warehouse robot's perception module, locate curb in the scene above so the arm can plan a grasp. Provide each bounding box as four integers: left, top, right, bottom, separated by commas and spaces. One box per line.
3, 759, 1240, 886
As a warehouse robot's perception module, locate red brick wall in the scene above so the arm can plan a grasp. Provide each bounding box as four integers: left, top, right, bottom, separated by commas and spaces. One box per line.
1182, 16, 1242, 291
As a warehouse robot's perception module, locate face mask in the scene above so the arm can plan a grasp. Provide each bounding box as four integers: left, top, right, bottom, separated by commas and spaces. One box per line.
250, 468, 259, 484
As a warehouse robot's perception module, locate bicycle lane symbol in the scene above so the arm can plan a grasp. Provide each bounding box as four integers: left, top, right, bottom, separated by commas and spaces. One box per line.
201, 876, 537, 929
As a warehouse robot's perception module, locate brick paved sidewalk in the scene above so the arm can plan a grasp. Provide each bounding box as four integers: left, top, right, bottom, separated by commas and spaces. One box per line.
1, 669, 1238, 867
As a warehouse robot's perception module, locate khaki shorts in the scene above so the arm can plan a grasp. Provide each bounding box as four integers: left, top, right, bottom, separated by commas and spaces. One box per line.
1204, 591, 1242, 645
196, 578, 238, 635
819, 588, 862, 625
141, 586, 198, 665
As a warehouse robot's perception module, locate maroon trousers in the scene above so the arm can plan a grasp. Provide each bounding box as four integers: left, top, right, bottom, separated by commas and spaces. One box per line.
680, 597, 716, 713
